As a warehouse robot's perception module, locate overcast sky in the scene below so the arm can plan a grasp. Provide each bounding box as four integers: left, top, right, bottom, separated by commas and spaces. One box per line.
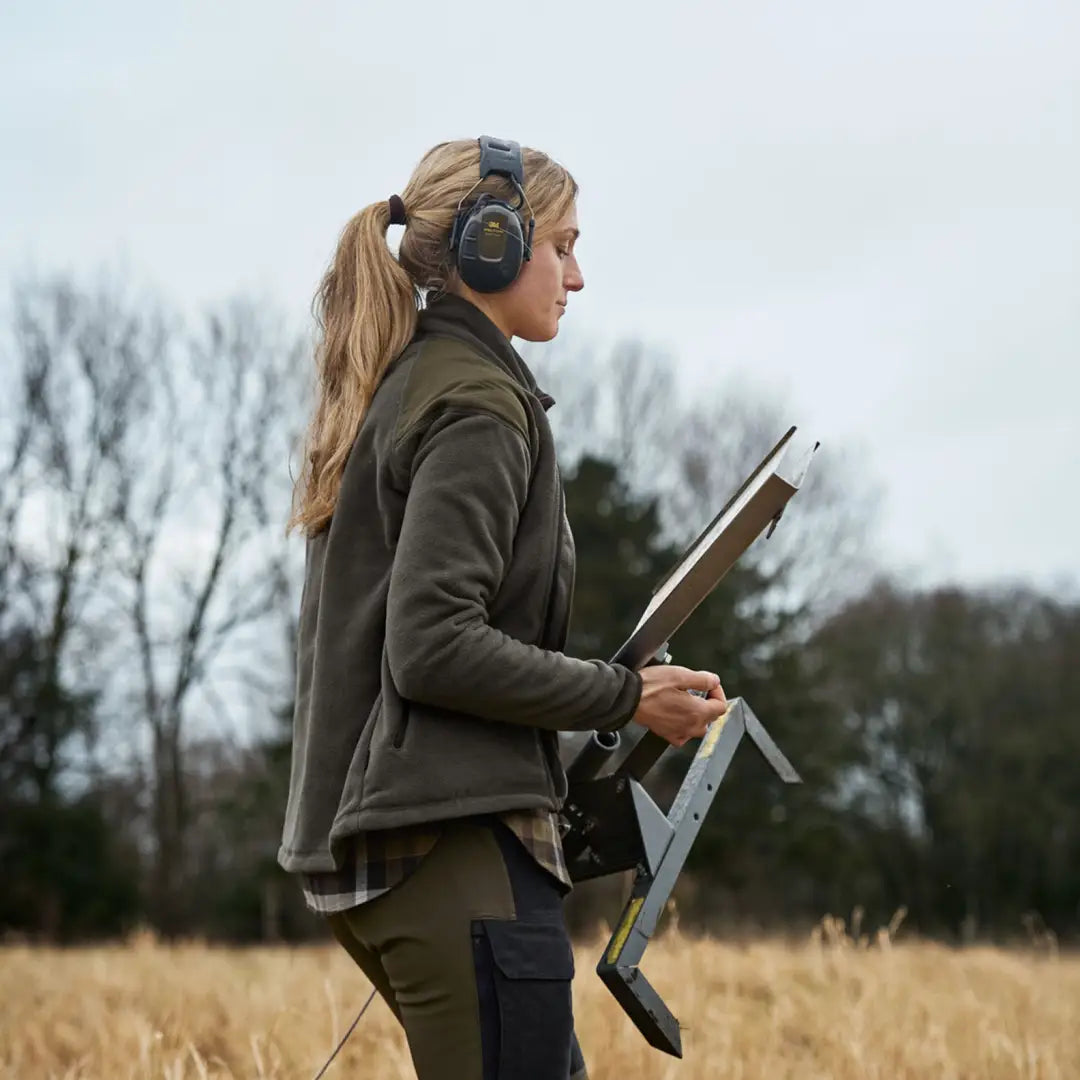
2, 0, 1077, 591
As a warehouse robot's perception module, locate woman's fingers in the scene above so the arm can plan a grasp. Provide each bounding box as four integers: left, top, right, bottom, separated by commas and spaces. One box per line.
667, 666, 720, 693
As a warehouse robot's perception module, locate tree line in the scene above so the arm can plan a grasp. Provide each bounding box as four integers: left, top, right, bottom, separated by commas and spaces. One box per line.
1, 274, 1076, 945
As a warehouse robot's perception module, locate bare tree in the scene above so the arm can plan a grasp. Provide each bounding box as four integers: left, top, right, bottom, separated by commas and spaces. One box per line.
1, 278, 155, 800
530, 333, 880, 628
107, 295, 305, 932
664, 399, 881, 623
3, 273, 307, 933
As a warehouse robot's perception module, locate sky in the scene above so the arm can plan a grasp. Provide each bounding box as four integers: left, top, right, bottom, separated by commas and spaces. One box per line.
2, 0, 1077, 591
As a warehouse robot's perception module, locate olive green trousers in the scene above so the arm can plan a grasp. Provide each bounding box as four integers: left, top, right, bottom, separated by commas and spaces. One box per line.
326, 817, 588, 1080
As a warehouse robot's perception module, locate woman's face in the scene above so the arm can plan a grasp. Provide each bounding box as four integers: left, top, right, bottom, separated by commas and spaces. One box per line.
466, 203, 583, 343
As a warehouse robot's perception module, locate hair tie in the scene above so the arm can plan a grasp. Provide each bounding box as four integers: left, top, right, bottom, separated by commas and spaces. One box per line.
387, 194, 407, 226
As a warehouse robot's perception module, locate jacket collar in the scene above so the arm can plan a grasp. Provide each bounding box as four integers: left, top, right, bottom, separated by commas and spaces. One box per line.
416, 293, 556, 412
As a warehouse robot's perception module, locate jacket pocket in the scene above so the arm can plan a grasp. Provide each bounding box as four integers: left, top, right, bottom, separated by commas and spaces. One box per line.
390, 699, 409, 749
471, 917, 575, 1080
378, 643, 409, 749
328, 687, 384, 852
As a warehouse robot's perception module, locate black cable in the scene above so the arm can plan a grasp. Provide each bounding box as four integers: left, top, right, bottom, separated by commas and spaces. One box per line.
312, 988, 378, 1080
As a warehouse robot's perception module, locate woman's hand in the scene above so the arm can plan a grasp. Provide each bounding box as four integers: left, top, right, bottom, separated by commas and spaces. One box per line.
631, 666, 728, 747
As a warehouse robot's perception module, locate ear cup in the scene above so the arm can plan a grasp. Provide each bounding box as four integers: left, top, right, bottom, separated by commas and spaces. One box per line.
454, 198, 527, 293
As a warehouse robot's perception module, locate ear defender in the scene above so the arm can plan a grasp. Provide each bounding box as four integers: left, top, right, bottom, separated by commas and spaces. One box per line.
448, 136, 536, 293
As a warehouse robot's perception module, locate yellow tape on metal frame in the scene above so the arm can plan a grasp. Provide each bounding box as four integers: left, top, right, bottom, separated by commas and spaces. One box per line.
697, 702, 734, 761
606, 896, 645, 964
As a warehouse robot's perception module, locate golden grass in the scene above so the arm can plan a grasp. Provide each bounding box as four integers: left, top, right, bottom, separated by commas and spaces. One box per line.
2, 919, 1078, 1079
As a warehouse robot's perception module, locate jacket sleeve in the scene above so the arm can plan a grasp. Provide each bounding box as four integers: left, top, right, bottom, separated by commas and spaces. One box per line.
385, 408, 642, 734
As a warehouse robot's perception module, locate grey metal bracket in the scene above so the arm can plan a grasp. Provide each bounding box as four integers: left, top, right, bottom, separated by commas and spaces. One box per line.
561, 773, 674, 882
568, 698, 800, 1058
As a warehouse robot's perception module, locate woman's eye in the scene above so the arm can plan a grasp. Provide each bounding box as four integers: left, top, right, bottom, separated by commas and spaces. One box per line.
556, 247, 570, 258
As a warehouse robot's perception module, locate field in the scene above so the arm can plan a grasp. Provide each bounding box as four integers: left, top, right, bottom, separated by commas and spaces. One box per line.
2, 919, 1078, 1079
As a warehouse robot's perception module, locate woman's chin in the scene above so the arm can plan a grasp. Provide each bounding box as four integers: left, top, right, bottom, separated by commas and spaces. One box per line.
517, 321, 560, 344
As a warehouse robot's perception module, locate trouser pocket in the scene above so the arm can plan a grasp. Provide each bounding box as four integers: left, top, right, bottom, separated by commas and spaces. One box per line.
472, 917, 575, 1080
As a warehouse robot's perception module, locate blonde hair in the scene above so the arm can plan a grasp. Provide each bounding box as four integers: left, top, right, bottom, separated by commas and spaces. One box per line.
288, 139, 578, 537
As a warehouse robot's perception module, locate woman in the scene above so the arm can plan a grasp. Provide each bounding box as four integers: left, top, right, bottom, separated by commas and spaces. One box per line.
278, 137, 728, 1080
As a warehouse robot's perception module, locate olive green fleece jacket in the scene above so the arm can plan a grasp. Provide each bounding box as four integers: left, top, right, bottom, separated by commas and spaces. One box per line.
277, 294, 643, 874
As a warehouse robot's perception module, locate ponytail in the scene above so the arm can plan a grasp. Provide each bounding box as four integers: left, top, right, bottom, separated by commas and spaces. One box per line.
288, 201, 419, 537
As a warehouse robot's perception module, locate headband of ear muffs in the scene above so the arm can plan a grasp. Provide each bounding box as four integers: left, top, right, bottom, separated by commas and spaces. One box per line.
447, 136, 536, 293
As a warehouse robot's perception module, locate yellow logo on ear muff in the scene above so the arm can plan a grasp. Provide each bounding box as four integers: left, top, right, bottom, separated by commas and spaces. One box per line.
483, 221, 503, 234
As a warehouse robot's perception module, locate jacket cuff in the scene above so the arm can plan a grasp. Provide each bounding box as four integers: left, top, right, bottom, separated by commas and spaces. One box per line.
596, 666, 643, 735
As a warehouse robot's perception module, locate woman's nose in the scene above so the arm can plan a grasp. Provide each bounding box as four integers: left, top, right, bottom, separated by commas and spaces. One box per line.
565, 258, 584, 292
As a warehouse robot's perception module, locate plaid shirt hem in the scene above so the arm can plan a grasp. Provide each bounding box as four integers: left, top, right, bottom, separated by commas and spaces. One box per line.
301, 808, 570, 915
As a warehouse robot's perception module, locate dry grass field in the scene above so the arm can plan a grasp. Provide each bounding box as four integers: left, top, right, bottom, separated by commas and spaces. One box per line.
2, 917, 1077, 1080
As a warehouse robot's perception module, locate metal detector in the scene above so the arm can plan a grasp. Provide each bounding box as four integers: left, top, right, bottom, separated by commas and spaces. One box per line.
559, 425, 819, 1058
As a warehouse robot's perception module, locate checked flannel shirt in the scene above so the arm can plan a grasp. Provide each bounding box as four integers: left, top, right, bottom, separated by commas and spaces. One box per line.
301, 808, 571, 914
